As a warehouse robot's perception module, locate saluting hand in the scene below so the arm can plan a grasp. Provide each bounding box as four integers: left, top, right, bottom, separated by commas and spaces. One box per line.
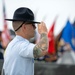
38, 22, 48, 34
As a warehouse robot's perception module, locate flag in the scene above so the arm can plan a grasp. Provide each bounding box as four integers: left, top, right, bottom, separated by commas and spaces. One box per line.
1, 0, 11, 48
44, 17, 58, 62
48, 17, 57, 54
61, 20, 72, 42
55, 29, 63, 52
61, 20, 75, 51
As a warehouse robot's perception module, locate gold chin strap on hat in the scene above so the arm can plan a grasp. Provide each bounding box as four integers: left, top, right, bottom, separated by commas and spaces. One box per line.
15, 21, 25, 31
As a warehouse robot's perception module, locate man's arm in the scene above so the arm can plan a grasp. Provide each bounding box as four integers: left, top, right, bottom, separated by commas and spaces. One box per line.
33, 22, 48, 58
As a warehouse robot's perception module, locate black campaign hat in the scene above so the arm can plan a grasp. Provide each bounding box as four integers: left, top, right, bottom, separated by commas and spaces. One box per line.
5, 7, 40, 24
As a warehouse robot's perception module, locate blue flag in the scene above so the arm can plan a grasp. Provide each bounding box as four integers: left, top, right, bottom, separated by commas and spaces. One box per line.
61, 20, 75, 51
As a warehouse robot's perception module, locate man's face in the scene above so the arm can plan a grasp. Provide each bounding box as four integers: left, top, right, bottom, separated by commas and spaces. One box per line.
24, 23, 36, 39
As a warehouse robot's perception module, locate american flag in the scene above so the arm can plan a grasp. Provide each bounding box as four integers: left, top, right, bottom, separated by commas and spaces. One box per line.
1, 0, 11, 48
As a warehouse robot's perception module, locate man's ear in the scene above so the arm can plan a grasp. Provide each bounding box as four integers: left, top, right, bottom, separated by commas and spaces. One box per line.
22, 24, 26, 30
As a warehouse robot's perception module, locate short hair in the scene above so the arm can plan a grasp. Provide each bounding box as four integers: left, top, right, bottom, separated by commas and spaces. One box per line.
12, 21, 23, 31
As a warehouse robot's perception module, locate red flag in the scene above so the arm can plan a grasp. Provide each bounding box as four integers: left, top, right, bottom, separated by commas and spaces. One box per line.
48, 18, 57, 54
1, 0, 11, 48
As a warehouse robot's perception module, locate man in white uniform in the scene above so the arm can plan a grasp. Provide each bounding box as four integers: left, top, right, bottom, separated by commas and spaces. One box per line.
2, 7, 48, 75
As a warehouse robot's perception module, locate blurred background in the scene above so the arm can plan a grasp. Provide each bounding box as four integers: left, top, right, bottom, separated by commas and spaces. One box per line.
0, 0, 75, 35
0, 0, 75, 75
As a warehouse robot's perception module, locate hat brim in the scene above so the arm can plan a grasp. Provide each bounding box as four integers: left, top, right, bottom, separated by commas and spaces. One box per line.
5, 19, 40, 24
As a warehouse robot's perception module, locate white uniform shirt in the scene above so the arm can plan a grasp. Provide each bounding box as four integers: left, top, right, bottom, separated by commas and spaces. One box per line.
3, 35, 35, 75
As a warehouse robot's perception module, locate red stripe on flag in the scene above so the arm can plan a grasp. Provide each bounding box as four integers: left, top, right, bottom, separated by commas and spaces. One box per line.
48, 16, 58, 54
1, 0, 11, 48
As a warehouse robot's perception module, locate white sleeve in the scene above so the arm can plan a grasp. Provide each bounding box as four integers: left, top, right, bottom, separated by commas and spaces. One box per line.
19, 43, 35, 58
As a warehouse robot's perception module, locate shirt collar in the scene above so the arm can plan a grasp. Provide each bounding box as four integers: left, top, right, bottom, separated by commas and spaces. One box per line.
15, 35, 29, 42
